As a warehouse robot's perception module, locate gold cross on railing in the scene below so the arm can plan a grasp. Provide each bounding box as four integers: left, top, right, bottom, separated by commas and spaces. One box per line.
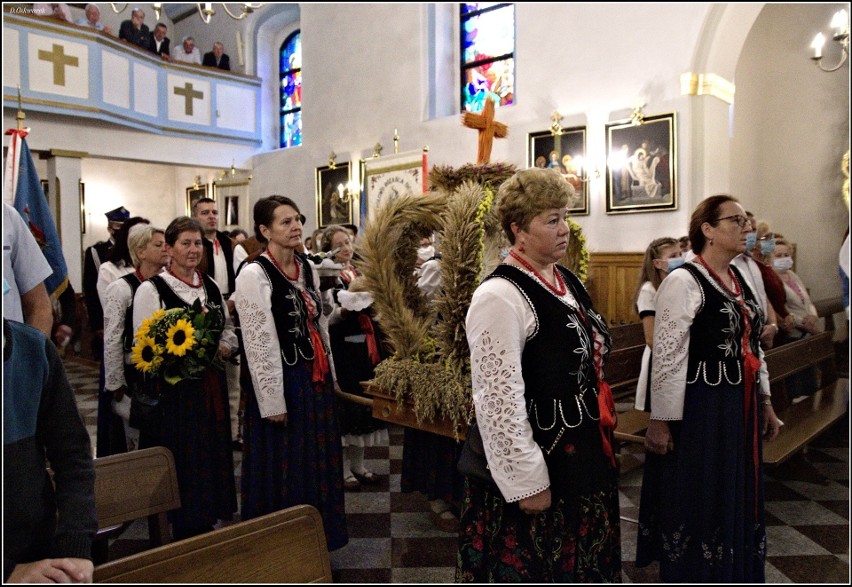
173, 83, 204, 116
38, 43, 78, 86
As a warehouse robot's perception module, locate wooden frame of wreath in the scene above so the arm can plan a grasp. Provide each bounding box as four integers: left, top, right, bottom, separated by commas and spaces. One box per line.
359, 164, 590, 440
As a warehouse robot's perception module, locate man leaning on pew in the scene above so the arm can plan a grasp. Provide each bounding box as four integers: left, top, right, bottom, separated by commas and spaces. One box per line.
3, 314, 97, 582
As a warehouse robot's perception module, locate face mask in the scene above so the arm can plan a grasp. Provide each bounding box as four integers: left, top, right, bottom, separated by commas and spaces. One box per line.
760, 239, 776, 256
773, 257, 794, 272
745, 232, 757, 250
417, 245, 435, 262
666, 257, 685, 272
2, 278, 9, 297
499, 248, 509, 260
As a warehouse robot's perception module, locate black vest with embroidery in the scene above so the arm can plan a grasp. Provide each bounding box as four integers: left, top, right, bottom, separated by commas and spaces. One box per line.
679, 263, 764, 386
486, 264, 615, 498
252, 254, 322, 366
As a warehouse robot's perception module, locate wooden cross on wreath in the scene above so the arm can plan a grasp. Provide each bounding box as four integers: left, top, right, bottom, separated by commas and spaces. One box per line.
462, 97, 508, 164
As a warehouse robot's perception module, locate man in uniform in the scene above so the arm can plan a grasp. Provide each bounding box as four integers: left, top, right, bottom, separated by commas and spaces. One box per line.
82, 207, 128, 359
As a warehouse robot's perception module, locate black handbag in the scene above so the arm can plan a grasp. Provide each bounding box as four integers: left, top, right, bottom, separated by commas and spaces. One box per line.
456, 420, 493, 484
128, 387, 161, 431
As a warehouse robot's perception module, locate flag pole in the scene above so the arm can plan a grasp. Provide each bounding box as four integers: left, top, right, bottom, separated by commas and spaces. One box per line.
16, 85, 25, 131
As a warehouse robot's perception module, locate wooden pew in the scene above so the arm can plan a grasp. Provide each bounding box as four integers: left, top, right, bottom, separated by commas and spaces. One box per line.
92, 446, 181, 564
606, 322, 646, 402
612, 331, 849, 465
813, 296, 845, 333
94, 505, 332, 583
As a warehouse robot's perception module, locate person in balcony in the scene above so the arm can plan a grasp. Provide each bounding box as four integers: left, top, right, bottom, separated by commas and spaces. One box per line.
118, 7, 150, 50
203, 42, 231, 71
147, 22, 171, 60
74, 4, 112, 34
172, 36, 202, 65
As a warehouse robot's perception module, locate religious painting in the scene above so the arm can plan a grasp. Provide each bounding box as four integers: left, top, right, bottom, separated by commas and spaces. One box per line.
212, 180, 250, 231
605, 112, 677, 215
528, 127, 589, 216
315, 162, 352, 228
185, 184, 209, 216
362, 149, 428, 227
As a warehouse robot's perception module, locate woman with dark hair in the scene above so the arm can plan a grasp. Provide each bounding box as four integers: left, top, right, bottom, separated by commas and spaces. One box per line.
457, 168, 621, 582
95, 215, 149, 457
636, 195, 781, 582
132, 216, 238, 539
232, 196, 348, 551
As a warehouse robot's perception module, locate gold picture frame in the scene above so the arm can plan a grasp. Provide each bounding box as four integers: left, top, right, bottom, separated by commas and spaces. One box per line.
185, 184, 209, 216
315, 162, 352, 228
528, 127, 589, 216
605, 112, 677, 214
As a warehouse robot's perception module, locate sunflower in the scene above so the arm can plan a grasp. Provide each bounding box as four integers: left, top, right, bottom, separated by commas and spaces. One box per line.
132, 336, 163, 373
135, 318, 153, 339
165, 319, 196, 356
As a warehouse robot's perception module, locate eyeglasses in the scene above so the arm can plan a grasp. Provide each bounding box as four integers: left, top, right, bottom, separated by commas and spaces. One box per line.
716, 214, 752, 228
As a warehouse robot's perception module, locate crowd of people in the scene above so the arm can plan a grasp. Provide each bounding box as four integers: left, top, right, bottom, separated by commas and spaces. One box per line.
3, 158, 844, 582
32, 4, 231, 70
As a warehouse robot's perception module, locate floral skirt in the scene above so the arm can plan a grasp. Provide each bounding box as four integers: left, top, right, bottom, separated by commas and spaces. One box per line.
455, 476, 622, 583
240, 359, 348, 551
635, 380, 766, 582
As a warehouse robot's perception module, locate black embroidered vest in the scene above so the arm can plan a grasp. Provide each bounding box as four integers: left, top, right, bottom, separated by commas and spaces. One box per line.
680, 263, 765, 386
252, 254, 322, 366
485, 264, 615, 497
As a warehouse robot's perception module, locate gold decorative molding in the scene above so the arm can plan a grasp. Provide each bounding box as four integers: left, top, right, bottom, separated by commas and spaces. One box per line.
48, 149, 88, 159
680, 72, 735, 105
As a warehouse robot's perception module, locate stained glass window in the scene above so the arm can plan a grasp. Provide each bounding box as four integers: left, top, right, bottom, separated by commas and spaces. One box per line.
279, 31, 302, 149
460, 3, 514, 112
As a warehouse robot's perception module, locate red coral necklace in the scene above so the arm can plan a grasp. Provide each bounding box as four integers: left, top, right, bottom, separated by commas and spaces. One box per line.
508, 249, 566, 296
167, 267, 203, 288
266, 249, 300, 281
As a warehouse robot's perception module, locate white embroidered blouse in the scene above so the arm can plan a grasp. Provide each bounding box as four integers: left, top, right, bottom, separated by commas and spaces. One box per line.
467, 269, 601, 503
132, 271, 238, 367
650, 262, 771, 422
231, 256, 335, 419
102, 277, 136, 391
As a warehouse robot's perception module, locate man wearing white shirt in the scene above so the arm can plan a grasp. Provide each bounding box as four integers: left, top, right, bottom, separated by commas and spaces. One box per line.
171, 36, 202, 65
192, 198, 240, 448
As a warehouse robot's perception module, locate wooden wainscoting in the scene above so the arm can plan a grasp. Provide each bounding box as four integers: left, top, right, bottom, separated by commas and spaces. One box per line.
585, 252, 645, 327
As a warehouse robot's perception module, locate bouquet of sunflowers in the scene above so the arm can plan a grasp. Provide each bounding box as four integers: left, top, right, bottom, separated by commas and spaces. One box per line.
131, 299, 225, 385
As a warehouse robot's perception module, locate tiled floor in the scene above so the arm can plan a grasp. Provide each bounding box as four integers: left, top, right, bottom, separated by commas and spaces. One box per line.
65, 356, 850, 582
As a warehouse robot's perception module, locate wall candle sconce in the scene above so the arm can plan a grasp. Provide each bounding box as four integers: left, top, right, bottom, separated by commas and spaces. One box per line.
811, 9, 849, 72
336, 180, 359, 204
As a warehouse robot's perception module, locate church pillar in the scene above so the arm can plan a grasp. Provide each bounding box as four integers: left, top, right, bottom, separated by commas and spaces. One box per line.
46, 150, 87, 291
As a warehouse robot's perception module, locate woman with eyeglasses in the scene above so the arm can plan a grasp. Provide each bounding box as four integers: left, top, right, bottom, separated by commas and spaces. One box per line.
635, 195, 781, 582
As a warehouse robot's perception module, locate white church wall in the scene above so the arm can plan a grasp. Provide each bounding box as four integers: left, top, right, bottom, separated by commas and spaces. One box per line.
731, 3, 849, 301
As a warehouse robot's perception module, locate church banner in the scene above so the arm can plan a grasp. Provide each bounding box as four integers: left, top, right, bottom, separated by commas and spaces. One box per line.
362, 149, 428, 226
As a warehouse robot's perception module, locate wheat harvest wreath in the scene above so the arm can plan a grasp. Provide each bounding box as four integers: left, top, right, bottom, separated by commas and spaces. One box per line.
358, 162, 590, 439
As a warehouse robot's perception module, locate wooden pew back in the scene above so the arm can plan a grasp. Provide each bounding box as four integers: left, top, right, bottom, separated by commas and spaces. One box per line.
93, 446, 181, 562
94, 504, 333, 583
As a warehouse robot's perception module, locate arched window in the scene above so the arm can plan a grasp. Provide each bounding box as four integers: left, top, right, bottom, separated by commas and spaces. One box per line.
460, 3, 514, 112
279, 31, 302, 148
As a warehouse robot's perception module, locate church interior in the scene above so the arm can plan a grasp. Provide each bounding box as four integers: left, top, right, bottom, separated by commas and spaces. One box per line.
2, 2, 850, 583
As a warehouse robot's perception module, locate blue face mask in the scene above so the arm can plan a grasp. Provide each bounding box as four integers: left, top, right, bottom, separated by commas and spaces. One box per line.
760, 239, 776, 256
2, 277, 9, 297
745, 232, 757, 251
667, 257, 685, 272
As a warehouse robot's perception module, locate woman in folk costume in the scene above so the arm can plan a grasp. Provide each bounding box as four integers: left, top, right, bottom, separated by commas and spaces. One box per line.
132, 216, 237, 540
232, 196, 348, 550
457, 168, 621, 582
636, 195, 781, 582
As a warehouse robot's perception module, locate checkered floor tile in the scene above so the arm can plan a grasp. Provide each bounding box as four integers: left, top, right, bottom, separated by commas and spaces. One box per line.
65, 356, 849, 582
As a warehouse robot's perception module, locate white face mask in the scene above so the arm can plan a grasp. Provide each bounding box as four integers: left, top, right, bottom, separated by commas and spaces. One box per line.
773, 257, 794, 272
417, 245, 435, 262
